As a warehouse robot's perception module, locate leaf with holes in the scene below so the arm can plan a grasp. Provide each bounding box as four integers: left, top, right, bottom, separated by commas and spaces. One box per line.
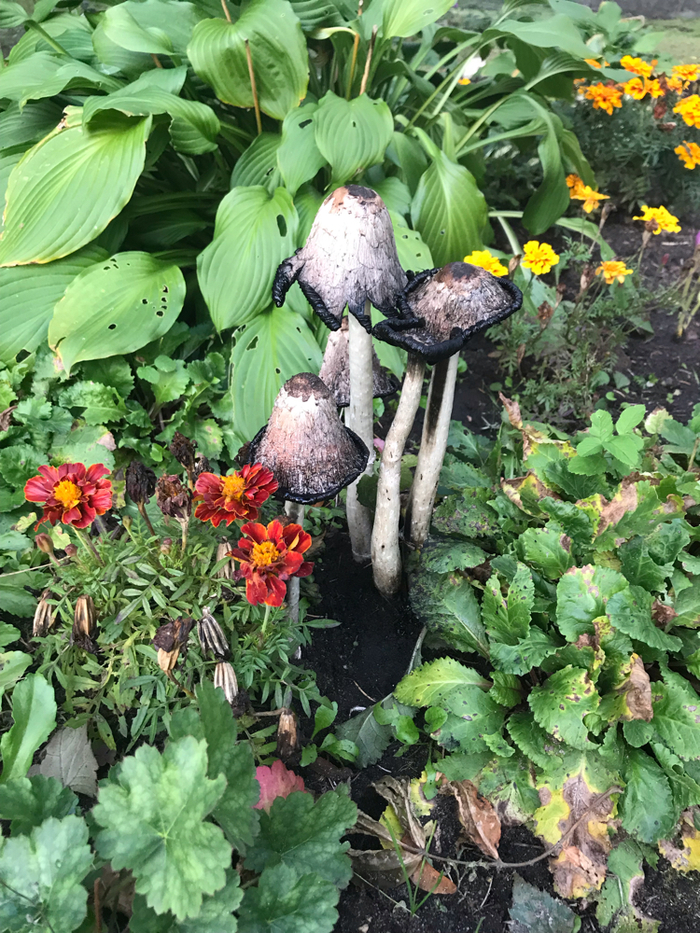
0, 114, 150, 267
49, 252, 185, 374
188, 0, 308, 120
529, 666, 599, 750
198, 186, 298, 332
313, 91, 394, 187
230, 307, 322, 441
277, 104, 326, 195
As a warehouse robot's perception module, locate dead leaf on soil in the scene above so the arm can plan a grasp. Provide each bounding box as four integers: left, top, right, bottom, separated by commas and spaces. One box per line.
440, 779, 501, 860
31, 724, 98, 796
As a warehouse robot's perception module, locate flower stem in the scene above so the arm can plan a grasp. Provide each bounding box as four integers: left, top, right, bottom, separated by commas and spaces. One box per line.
261, 602, 272, 636
137, 501, 156, 537
73, 527, 104, 566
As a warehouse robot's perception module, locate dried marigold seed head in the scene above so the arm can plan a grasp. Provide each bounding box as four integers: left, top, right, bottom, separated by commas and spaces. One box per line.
153, 617, 194, 653
125, 460, 156, 505
33, 591, 54, 637
276, 709, 298, 760
157, 646, 180, 673
215, 542, 235, 580
170, 431, 196, 472
155, 475, 191, 522
35, 533, 54, 555
214, 661, 238, 706
71, 595, 97, 652
197, 609, 229, 659
64, 544, 78, 558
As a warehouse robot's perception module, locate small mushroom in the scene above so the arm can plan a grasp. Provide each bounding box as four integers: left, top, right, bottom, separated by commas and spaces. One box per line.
248, 373, 369, 621
371, 262, 521, 592
273, 185, 407, 562
319, 316, 398, 408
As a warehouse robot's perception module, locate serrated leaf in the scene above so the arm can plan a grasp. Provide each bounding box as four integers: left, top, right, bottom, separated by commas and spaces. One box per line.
674, 581, 700, 628
409, 567, 488, 656
419, 538, 487, 574
395, 657, 490, 708
432, 492, 499, 537
508, 711, 568, 769
556, 565, 628, 642
619, 537, 673, 592
490, 672, 523, 708
0, 775, 77, 836
529, 666, 599, 750
431, 690, 504, 753
35, 725, 98, 797
489, 626, 560, 676
0, 815, 93, 933
130, 872, 242, 933
509, 875, 578, 933
238, 863, 339, 933
245, 787, 355, 887
607, 586, 682, 652
313, 91, 393, 186
0, 114, 150, 267
651, 674, 700, 760
518, 521, 574, 580
0, 673, 57, 785
93, 736, 230, 920
620, 748, 676, 844
595, 839, 646, 930
198, 186, 298, 332
336, 702, 392, 769
475, 753, 540, 823
482, 564, 533, 643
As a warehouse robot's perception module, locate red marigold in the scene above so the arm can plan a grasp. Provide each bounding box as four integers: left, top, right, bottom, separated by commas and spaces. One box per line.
24, 463, 112, 530
230, 519, 313, 607
194, 464, 278, 527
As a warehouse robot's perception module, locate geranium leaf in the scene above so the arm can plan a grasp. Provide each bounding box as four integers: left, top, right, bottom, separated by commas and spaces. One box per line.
0, 775, 77, 837
93, 736, 231, 920
254, 760, 306, 814
0, 114, 150, 267
529, 666, 599, 750
313, 91, 393, 186
0, 815, 93, 933
238, 863, 339, 933
0, 673, 57, 785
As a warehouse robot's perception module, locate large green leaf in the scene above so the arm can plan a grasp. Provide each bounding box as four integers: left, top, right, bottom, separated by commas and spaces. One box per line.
411, 148, 487, 266
100, 0, 203, 56
130, 873, 242, 933
518, 96, 569, 235
620, 748, 676, 844
49, 252, 185, 374
651, 673, 700, 760
395, 657, 490, 708
198, 186, 298, 333
0, 674, 57, 784
83, 67, 219, 155
313, 91, 394, 186
0, 51, 120, 107
482, 565, 534, 643
491, 15, 591, 59
289, 0, 342, 31
0, 816, 93, 933
0, 775, 78, 836
277, 104, 326, 195
528, 666, 599, 750
93, 736, 230, 920
0, 245, 107, 364
230, 306, 322, 440
188, 0, 308, 121
382, 0, 456, 38
231, 134, 282, 191
607, 586, 682, 653
0, 113, 150, 267
238, 863, 339, 933
409, 567, 489, 656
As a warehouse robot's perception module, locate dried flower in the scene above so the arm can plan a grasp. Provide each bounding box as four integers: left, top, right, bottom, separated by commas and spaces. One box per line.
276, 709, 298, 760
157, 647, 179, 673
675, 141, 700, 170
521, 241, 560, 276
463, 249, 508, 277
674, 94, 700, 129
215, 541, 235, 581
170, 431, 196, 475
153, 617, 194, 674
24, 463, 112, 530
72, 595, 97, 652
160, 537, 173, 555
126, 460, 157, 535
33, 591, 54, 637
193, 453, 210, 482
230, 519, 313, 607
633, 204, 681, 234
585, 82, 622, 115
194, 465, 278, 527
197, 609, 229, 659
214, 660, 239, 706
155, 475, 191, 520
596, 260, 634, 285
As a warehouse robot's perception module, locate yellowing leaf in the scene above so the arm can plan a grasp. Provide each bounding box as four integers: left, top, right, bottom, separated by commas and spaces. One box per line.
659, 810, 700, 873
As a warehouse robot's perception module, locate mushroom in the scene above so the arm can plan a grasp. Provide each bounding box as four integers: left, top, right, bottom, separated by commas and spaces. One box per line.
370, 262, 521, 592
247, 372, 369, 620
272, 185, 407, 562
318, 315, 398, 408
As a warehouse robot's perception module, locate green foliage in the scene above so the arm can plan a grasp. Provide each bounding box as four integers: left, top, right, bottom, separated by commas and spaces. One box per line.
0, 674, 56, 784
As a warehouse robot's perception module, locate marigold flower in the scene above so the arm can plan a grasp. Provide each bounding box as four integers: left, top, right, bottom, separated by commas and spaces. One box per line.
566, 173, 585, 193
596, 261, 634, 285
463, 249, 508, 277
620, 55, 655, 78
24, 463, 112, 530
194, 464, 278, 527
584, 58, 602, 69
521, 241, 560, 276
666, 76, 685, 93
585, 82, 623, 115
674, 94, 700, 129
457, 77, 471, 86
567, 175, 609, 213
623, 77, 647, 100
231, 519, 313, 607
675, 140, 700, 169
633, 204, 681, 234
672, 64, 700, 83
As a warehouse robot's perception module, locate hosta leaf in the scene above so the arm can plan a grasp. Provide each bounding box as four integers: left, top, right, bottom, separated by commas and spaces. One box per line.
607, 586, 682, 653
0, 245, 108, 364
130, 872, 242, 933
0, 101, 61, 150
0, 52, 119, 107
529, 666, 599, 750
277, 104, 326, 194
313, 91, 393, 186
0, 775, 77, 837
93, 736, 230, 920
245, 788, 355, 886
188, 0, 308, 121
382, 0, 457, 38
651, 673, 700, 760
198, 186, 298, 332
395, 657, 490, 708
0, 113, 150, 267
230, 306, 322, 441
100, 0, 203, 56
409, 567, 488, 656
49, 252, 185, 374
620, 748, 676, 844
0, 816, 92, 933
411, 148, 487, 266
238, 863, 339, 933
231, 134, 282, 191
289, 0, 342, 30
0, 674, 57, 785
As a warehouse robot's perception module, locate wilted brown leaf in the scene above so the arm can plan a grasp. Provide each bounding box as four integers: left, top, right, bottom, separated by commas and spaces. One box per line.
441, 779, 501, 860
652, 599, 678, 626
659, 810, 700, 873
618, 654, 653, 722
501, 472, 560, 516
499, 393, 523, 430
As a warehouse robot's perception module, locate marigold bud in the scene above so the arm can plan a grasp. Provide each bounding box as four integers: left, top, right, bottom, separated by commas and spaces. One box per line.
197, 609, 229, 659
72, 595, 97, 652
276, 709, 298, 760
33, 591, 54, 637
508, 254, 521, 276
35, 533, 54, 556
65, 544, 78, 558
214, 660, 238, 707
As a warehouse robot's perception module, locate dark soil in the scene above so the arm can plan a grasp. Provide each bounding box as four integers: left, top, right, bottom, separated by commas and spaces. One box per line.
304, 530, 700, 933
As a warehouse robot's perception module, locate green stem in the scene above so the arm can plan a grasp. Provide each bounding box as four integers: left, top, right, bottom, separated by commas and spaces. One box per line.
261, 602, 272, 636
25, 20, 69, 56
73, 527, 104, 566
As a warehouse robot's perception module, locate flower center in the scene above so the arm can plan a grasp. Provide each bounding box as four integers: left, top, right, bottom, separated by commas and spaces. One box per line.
251, 541, 280, 568
53, 480, 81, 510
221, 474, 246, 501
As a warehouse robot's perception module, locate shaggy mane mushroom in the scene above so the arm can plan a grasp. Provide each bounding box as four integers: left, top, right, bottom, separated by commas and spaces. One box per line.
319, 316, 398, 408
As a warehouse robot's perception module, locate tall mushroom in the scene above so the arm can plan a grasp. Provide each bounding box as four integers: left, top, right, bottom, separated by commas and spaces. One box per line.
272, 185, 406, 562
319, 315, 398, 409
247, 372, 369, 621
371, 262, 521, 590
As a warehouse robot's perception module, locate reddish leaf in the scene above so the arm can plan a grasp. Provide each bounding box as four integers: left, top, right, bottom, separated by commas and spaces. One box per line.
254, 759, 306, 813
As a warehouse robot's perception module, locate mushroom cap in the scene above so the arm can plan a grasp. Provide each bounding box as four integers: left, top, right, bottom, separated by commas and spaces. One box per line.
247, 372, 369, 504
318, 316, 398, 408
272, 185, 407, 333
372, 262, 522, 364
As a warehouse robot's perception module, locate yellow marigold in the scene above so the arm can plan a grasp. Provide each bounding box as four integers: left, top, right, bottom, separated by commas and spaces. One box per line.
647, 79, 664, 99
620, 55, 655, 78
522, 241, 559, 276
624, 77, 664, 100
578, 186, 610, 214
585, 82, 623, 115
463, 249, 508, 277
672, 63, 700, 83
566, 173, 585, 194
633, 204, 681, 234
596, 261, 633, 285
666, 76, 685, 93
584, 58, 602, 69
458, 77, 471, 86
674, 94, 700, 129
675, 141, 700, 169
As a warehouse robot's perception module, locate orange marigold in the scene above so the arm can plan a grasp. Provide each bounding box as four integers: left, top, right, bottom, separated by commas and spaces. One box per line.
194, 464, 278, 527
25, 463, 112, 530
675, 141, 700, 170
567, 174, 609, 213
672, 64, 700, 83
674, 94, 700, 129
596, 261, 633, 285
230, 519, 313, 607
585, 83, 623, 115
620, 55, 655, 78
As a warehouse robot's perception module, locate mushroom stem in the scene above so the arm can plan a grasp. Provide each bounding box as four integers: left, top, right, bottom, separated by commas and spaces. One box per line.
404, 353, 460, 548
346, 303, 375, 562
371, 353, 425, 596
284, 501, 305, 624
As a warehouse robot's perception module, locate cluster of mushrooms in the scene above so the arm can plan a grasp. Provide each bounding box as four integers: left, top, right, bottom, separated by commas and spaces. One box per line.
249, 185, 522, 599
